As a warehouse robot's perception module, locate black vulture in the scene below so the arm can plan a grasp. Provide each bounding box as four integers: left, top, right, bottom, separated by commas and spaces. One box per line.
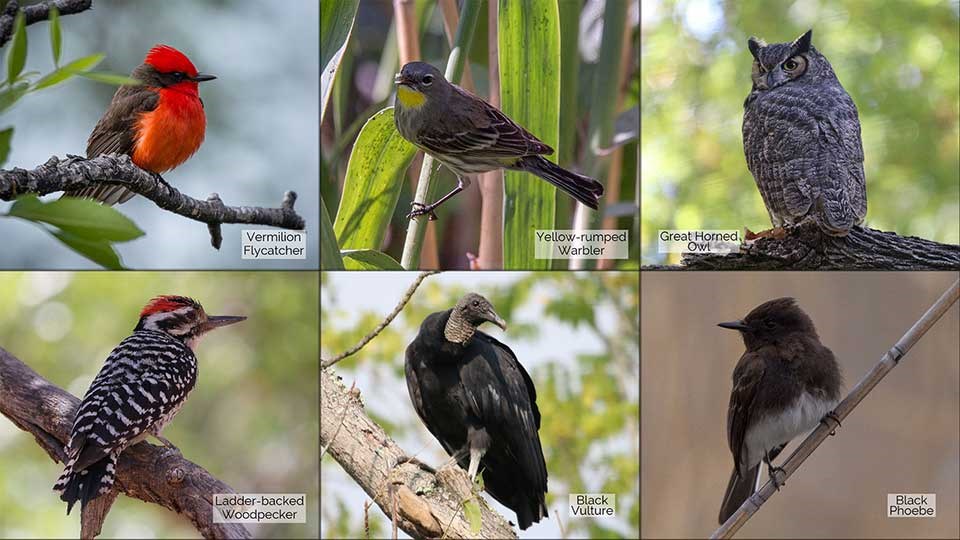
405, 293, 548, 530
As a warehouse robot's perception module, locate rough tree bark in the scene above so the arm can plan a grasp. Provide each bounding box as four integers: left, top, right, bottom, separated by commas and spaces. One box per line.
0, 0, 92, 47
0, 154, 306, 249
0, 347, 250, 539
321, 367, 518, 540
646, 223, 960, 270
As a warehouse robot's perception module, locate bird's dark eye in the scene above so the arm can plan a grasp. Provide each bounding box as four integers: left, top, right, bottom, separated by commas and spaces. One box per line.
422, 74, 434, 86
172, 72, 185, 81
782, 59, 799, 71
472, 300, 480, 307
764, 320, 777, 329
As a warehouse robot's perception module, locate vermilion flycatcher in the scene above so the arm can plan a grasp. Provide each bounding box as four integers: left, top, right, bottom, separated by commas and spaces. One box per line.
64, 45, 215, 205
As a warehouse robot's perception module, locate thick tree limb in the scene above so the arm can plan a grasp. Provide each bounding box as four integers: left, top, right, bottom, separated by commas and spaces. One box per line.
0, 347, 251, 539
648, 223, 960, 270
321, 368, 518, 539
0, 0, 92, 47
0, 154, 306, 249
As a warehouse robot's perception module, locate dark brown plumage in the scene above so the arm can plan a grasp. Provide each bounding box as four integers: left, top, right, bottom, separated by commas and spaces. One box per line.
717, 297, 842, 523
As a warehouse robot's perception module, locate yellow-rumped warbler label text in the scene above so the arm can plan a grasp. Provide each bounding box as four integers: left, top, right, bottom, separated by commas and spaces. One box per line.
535, 230, 629, 259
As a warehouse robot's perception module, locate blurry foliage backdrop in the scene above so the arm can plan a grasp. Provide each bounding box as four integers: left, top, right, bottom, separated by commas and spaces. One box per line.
0, 271, 319, 538
320, 271, 639, 539
641, 0, 960, 265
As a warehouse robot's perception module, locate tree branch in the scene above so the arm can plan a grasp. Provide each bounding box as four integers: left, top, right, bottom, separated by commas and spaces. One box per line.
711, 279, 960, 539
0, 0, 92, 47
0, 154, 306, 249
320, 270, 440, 369
645, 223, 960, 270
320, 368, 518, 539
0, 347, 251, 539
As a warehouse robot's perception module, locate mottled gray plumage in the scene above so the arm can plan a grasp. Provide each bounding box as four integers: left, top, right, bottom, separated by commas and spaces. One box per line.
743, 30, 867, 236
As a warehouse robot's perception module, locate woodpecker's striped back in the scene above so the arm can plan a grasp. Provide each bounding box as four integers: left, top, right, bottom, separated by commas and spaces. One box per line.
53, 331, 198, 514
53, 295, 244, 515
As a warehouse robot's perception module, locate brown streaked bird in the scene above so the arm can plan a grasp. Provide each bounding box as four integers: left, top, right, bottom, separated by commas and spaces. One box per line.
63, 45, 215, 206
717, 297, 843, 524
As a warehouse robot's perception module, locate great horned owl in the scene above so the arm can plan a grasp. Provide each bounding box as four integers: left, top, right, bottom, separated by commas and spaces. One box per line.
742, 29, 867, 236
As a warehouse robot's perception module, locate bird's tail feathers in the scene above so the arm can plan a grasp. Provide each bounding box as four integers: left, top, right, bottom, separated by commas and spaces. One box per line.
54, 454, 118, 515
61, 185, 136, 206
515, 155, 603, 210
718, 464, 759, 524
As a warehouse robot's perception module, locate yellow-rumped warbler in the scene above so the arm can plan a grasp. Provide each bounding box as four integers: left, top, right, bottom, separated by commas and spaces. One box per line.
394, 61, 604, 220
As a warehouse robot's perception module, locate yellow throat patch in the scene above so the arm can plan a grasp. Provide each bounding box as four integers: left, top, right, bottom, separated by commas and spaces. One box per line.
397, 85, 427, 109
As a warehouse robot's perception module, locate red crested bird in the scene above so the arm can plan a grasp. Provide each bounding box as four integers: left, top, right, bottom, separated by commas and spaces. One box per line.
63, 45, 216, 205
53, 295, 244, 514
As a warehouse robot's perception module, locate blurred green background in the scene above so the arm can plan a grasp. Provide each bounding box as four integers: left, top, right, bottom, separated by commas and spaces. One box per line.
321, 271, 639, 539
0, 271, 319, 538
641, 0, 960, 265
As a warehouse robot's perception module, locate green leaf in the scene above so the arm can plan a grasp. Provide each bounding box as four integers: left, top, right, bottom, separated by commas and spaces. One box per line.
6, 11, 27, 83
320, 196, 344, 270
320, 0, 359, 124
499, 0, 560, 270
34, 55, 113, 91
8, 195, 144, 242
0, 82, 30, 114
32, 66, 74, 91
51, 229, 124, 269
333, 107, 416, 250
61, 53, 106, 74
341, 249, 403, 270
462, 499, 481, 536
49, 6, 61, 67
0, 127, 12, 168
77, 71, 142, 86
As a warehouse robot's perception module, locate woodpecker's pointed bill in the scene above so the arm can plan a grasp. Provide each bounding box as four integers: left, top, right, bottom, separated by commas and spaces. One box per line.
63, 44, 215, 206
202, 315, 247, 331
54, 295, 243, 514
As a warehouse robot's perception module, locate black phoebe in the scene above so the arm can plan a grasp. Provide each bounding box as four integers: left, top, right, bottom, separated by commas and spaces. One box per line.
717, 297, 843, 524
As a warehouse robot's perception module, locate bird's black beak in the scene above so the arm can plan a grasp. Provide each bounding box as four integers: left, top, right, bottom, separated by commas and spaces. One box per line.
202, 315, 246, 332
395, 73, 413, 86
718, 320, 749, 331
192, 73, 216, 82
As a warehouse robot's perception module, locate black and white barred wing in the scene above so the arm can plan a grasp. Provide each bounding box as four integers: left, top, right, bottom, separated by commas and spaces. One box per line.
53, 332, 196, 514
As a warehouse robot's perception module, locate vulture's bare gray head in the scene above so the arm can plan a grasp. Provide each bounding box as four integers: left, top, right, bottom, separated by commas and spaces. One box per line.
455, 293, 507, 331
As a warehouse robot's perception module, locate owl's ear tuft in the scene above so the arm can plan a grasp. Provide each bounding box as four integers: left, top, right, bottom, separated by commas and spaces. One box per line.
747, 37, 765, 59
792, 29, 813, 54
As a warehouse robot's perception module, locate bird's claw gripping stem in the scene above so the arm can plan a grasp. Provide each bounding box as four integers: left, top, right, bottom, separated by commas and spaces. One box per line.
407, 201, 439, 221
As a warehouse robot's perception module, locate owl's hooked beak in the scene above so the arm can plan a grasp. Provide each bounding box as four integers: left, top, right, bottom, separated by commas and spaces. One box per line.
765, 69, 787, 89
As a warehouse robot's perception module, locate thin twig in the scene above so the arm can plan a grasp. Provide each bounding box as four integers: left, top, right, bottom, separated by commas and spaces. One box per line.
711, 278, 960, 539
0, 154, 306, 249
321, 271, 440, 368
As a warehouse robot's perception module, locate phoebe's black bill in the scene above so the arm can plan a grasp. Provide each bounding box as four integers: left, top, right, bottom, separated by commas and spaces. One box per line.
717, 320, 749, 330
192, 73, 216, 82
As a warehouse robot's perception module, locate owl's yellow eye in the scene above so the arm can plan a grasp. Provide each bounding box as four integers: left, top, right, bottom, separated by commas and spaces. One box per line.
782, 58, 800, 71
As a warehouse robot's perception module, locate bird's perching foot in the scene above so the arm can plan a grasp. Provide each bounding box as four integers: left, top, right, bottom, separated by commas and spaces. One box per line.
153, 434, 181, 454
407, 201, 439, 221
